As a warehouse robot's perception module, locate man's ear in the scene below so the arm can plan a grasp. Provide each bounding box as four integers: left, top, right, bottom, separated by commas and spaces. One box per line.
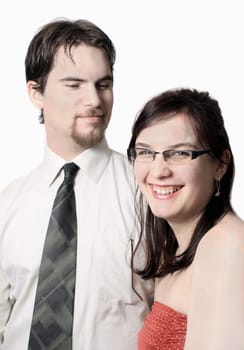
215, 149, 231, 181
27, 81, 44, 110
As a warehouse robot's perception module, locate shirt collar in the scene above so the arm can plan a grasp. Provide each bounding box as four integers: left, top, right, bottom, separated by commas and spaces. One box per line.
42, 138, 111, 186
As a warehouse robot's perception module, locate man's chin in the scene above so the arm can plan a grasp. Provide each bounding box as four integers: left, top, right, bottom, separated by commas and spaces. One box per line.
72, 130, 105, 149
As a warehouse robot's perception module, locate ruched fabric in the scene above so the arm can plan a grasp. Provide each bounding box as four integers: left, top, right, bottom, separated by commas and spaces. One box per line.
138, 301, 187, 350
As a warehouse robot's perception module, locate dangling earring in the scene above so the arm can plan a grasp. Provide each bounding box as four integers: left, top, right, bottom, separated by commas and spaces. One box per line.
214, 180, 221, 197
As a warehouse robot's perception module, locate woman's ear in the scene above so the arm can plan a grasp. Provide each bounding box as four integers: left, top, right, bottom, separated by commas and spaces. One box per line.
215, 149, 231, 181
27, 81, 44, 110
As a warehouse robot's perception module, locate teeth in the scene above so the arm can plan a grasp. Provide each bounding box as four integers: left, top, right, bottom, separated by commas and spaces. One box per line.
153, 186, 181, 195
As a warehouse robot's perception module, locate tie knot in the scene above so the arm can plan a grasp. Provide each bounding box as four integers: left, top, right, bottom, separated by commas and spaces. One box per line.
63, 163, 79, 183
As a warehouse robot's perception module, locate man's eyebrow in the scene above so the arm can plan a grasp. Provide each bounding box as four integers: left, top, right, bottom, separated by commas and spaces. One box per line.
59, 75, 113, 83
96, 75, 114, 83
59, 77, 85, 83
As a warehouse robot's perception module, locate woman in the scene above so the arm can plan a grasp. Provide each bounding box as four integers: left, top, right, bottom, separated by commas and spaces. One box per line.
127, 88, 244, 349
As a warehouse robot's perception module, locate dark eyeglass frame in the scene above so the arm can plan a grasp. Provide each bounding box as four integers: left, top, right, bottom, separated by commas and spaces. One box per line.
127, 147, 211, 163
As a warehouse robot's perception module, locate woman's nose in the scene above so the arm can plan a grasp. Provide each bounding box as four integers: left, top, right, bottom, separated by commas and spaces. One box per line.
149, 157, 172, 178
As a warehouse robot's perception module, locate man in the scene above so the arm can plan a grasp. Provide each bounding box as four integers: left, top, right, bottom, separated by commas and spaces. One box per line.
0, 19, 153, 349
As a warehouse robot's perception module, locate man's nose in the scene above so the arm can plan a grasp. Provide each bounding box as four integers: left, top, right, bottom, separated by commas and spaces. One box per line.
82, 84, 101, 107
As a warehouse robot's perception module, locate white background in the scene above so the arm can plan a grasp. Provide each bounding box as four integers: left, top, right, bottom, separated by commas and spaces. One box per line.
0, 0, 243, 218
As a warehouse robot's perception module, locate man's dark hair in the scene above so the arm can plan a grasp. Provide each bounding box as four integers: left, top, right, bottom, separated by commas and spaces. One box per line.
25, 18, 116, 123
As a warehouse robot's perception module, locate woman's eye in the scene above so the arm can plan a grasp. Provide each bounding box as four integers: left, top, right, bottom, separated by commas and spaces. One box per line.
138, 149, 152, 156
173, 150, 189, 157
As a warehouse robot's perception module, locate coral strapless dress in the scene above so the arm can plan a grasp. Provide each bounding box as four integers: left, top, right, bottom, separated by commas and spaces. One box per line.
138, 301, 187, 350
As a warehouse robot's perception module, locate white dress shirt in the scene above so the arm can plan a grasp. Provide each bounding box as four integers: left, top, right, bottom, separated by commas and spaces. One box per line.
0, 139, 153, 350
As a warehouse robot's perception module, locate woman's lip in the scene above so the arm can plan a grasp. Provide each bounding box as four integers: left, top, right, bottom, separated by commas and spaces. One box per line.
149, 184, 183, 196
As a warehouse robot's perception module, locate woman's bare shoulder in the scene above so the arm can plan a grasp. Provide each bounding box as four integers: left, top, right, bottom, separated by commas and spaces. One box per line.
196, 213, 244, 259
186, 213, 244, 349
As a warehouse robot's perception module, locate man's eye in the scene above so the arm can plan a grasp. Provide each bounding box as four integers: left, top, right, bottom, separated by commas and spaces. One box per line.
66, 83, 80, 89
97, 83, 110, 89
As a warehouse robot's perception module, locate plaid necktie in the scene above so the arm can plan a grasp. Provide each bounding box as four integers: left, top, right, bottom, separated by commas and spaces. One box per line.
28, 162, 79, 350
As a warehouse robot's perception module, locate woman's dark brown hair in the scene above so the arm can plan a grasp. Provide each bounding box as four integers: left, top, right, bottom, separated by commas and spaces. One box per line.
128, 88, 235, 279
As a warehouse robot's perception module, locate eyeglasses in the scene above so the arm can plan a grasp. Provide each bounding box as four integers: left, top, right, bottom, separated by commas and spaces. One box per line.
127, 147, 211, 165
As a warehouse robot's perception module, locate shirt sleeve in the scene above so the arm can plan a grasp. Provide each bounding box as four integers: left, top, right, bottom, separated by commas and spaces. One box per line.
0, 267, 12, 345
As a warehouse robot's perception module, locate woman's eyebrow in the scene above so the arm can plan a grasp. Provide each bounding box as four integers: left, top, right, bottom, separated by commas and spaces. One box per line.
134, 142, 197, 149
